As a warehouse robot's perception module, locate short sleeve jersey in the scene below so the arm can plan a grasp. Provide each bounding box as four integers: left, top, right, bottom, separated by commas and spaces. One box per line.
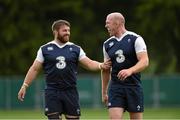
103, 31, 147, 87
36, 41, 86, 90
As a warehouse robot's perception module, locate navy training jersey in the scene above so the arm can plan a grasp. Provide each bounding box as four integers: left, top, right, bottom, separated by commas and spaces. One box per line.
36, 41, 86, 90
103, 31, 147, 87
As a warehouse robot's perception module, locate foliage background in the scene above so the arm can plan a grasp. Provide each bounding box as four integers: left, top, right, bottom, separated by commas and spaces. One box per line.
0, 0, 180, 75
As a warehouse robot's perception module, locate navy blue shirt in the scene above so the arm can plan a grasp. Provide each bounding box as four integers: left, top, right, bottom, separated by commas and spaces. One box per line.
36, 41, 86, 90
103, 31, 147, 87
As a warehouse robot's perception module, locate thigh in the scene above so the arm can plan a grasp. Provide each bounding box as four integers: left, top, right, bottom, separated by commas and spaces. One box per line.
108, 87, 126, 109
125, 87, 144, 112
62, 89, 81, 116
44, 89, 62, 116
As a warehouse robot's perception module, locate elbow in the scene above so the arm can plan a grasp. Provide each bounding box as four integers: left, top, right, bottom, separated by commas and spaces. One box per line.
144, 58, 149, 68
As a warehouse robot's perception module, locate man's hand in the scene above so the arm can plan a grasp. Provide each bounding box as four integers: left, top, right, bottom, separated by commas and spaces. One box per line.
100, 59, 111, 70
117, 69, 133, 80
102, 93, 108, 106
18, 84, 28, 101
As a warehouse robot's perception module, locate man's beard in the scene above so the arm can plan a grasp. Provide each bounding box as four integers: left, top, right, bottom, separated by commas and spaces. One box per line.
57, 34, 69, 43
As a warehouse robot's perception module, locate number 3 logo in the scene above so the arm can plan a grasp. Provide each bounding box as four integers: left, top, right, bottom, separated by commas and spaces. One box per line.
56, 56, 66, 69
115, 49, 125, 63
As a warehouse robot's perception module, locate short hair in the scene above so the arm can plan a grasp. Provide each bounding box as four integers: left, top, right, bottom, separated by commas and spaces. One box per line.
51, 20, 70, 31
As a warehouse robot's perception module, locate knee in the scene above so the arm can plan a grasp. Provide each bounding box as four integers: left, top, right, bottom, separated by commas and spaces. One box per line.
46, 112, 60, 120
65, 115, 79, 120
109, 108, 124, 119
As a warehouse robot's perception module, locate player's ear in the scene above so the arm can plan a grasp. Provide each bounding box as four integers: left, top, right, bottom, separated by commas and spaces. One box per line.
53, 30, 58, 38
53, 30, 58, 35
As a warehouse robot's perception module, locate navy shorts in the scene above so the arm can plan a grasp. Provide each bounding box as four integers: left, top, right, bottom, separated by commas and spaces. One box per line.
108, 86, 144, 112
44, 88, 81, 116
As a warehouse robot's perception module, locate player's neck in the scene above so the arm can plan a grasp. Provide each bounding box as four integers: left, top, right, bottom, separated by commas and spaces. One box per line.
115, 28, 127, 38
54, 39, 68, 46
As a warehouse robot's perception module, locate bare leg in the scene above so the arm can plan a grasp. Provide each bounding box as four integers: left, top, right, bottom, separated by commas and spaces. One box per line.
109, 107, 124, 120
129, 112, 143, 120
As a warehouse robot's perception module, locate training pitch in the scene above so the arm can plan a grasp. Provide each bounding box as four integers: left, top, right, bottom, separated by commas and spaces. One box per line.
0, 107, 180, 119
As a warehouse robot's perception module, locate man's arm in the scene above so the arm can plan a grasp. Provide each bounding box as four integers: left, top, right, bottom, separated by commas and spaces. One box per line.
18, 60, 42, 101
79, 57, 111, 71
101, 68, 111, 104
117, 51, 149, 80
130, 51, 149, 73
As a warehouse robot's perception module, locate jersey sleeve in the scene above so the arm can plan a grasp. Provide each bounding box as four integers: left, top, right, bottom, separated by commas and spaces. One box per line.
135, 36, 147, 53
79, 47, 86, 60
103, 44, 110, 61
35, 47, 44, 63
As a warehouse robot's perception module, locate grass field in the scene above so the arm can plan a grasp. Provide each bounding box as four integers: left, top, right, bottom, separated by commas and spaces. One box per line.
0, 107, 180, 119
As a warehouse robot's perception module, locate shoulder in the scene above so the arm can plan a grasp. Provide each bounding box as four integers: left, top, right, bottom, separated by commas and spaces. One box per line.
124, 31, 144, 44
67, 42, 82, 52
67, 42, 81, 48
126, 31, 140, 37
104, 36, 116, 43
104, 36, 117, 46
126, 31, 142, 39
127, 31, 145, 43
40, 41, 55, 49
103, 36, 118, 52
39, 41, 58, 53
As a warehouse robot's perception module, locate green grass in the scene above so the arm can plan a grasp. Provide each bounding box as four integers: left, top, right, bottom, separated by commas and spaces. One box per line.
0, 107, 180, 119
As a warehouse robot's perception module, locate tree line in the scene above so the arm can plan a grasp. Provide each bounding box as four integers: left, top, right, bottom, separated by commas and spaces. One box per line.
0, 0, 180, 75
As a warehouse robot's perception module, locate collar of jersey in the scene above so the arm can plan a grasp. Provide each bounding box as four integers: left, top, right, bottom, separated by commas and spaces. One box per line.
113, 31, 129, 41
50, 41, 73, 48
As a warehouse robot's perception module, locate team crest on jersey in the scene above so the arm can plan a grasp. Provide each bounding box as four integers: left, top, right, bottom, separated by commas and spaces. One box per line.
109, 42, 114, 47
47, 46, 53, 51
128, 38, 131, 43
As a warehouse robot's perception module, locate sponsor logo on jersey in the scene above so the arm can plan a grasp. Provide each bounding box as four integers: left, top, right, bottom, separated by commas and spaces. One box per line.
109, 42, 114, 47
47, 46, 53, 51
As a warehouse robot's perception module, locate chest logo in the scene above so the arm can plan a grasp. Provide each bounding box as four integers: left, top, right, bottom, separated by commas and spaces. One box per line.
115, 49, 125, 63
56, 56, 66, 69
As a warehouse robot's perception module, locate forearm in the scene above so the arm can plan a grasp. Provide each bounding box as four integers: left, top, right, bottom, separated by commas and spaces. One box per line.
80, 57, 102, 71
80, 57, 111, 71
23, 66, 39, 86
101, 69, 110, 95
18, 60, 42, 101
86, 60, 102, 71
129, 58, 149, 74
21, 60, 42, 88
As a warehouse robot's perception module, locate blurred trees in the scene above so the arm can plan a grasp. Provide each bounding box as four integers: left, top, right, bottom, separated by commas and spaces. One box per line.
135, 0, 180, 74
0, 0, 179, 75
